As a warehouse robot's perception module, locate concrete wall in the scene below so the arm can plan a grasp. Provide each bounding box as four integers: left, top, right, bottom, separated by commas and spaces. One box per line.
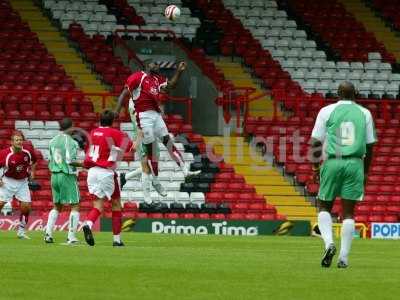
114, 40, 220, 135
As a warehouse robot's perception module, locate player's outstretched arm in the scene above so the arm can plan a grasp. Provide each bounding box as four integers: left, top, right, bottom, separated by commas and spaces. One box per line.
364, 143, 374, 185
30, 162, 37, 180
164, 61, 186, 91
115, 87, 130, 115
0, 168, 3, 187
310, 138, 323, 182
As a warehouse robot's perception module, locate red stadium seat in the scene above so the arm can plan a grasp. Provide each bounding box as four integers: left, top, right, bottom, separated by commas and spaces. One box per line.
260, 213, 276, 220
211, 213, 225, 220
383, 215, 398, 222
164, 213, 179, 219
231, 203, 248, 212
227, 213, 245, 220
196, 213, 210, 219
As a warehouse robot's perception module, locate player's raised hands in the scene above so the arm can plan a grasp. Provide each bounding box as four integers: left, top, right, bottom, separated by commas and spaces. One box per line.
177, 61, 186, 72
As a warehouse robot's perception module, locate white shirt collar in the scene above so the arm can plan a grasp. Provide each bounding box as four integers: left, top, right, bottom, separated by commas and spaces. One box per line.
337, 100, 354, 104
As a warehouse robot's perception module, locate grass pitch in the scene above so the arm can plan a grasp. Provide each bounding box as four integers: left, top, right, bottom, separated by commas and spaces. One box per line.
0, 231, 399, 300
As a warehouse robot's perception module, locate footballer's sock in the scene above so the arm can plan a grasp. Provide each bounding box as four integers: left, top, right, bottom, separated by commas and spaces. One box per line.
112, 210, 122, 236
169, 146, 185, 169
85, 208, 101, 229
142, 172, 152, 204
318, 211, 334, 249
113, 234, 121, 243
45, 209, 59, 237
19, 211, 29, 232
161, 136, 185, 169
147, 157, 159, 177
125, 167, 142, 180
145, 142, 159, 177
68, 211, 80, 241
339, 218, 355, 264
152, 176, 160, 185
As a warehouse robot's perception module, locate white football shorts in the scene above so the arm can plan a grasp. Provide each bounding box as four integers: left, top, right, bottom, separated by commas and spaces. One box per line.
0, 176, 31, 203
137, 110, 169, 144
87, 167, 119, 200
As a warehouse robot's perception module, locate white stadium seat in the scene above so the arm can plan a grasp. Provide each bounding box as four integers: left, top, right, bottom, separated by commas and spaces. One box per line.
30, 121, 44, 130
368, 52, 382, 62
42, 130, 59, 139
177, 192, 190, 203
15, 120, 30, 130
190, 192, 205, 202
376, 72, 389, 82
322, 61, 336, 71
385, 83, 399, 97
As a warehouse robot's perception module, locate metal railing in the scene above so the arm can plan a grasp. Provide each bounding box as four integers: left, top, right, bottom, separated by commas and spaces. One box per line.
0, 90, 193, 124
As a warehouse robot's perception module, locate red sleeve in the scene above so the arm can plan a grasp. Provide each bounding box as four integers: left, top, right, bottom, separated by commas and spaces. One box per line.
125, 72, 143, 93
83, 130, 94, 168
113, 129, 132, 153
84, 129, 94, 153
29, 147, 37, 164
0, 149, 6, 167
22, 145, 37, 164
157, 75, 168, 91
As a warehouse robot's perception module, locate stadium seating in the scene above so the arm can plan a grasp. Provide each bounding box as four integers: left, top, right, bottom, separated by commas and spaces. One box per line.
5, 0, 400, 224
36, 1, 284, 219
43, 0, 200, 41
218, 0, 399, 97
43, 0, 120, 34
67, 23, 130, 93
126, 0, 201, 41
12, 119, 206, 214
186, 0, 400, 223
0, 33, 76, 94
369, 0, 400, 31
0, 0, 97, 122
46, 0, 228, 94
281, 0, 396, 63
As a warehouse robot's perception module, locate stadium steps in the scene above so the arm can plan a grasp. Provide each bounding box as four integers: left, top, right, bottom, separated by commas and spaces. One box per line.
213, 57, 275, 118
9, 0, 110, 110
338, 0, 400, 62
206, 136, 317, 222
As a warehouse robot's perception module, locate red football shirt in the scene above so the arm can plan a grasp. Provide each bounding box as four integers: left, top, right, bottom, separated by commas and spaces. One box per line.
125, 71, 168, 113
84, 127, 133, 169
0, 146, 37, 180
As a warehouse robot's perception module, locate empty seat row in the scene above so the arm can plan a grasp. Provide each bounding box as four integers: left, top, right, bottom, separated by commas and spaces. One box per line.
121, 191, 205, 203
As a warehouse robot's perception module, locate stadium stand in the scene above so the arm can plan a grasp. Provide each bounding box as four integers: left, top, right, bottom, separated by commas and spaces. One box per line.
43, 0, 200, 40
1, 0, 399, 224
339, 0, 400, 64
187, 0, 400, 223
222, 0, 400, 97
369, 0, 400, 31
0, 0, 286, 221
280, 0, 396, 64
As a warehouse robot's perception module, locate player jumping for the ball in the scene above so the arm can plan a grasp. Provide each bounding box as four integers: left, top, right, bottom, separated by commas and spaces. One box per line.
81, 110, 133, 246
0, 132, 37, 239
311, 82, 376, 268
44, 118, 83, 245
115, 59, 200, 204
119, 97, 163, 204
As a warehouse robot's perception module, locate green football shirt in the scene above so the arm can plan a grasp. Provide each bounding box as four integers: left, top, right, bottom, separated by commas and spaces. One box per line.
48, 133, 79, 174
311, 100, 377, 158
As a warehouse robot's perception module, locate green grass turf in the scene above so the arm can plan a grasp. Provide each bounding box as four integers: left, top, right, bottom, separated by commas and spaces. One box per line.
0, 231, 399, 300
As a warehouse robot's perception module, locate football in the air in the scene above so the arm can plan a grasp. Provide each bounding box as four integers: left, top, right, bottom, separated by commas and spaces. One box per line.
164, 5, 181, 21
